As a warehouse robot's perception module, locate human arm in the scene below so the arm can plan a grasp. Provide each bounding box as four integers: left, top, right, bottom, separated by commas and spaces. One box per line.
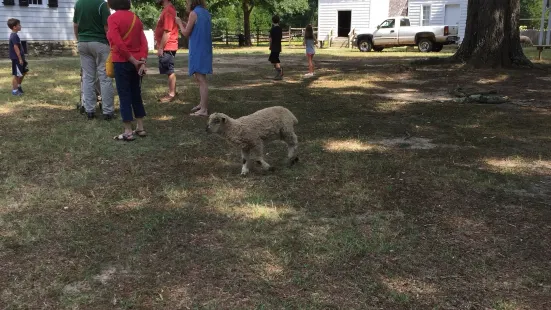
13, 45, 23, 65
157, 8, 177, 56
73, 23, 79, 41
157, 32, 170, 57
100, 2, 110, 34
72, 6, 79, 41
138, 26, 149, 75
176, 11, 196, 38
175, 16, 189, 36
107, 16, 144, 69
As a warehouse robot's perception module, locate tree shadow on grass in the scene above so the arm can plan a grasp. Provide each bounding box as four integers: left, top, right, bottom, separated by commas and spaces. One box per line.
2, 53, 551, 309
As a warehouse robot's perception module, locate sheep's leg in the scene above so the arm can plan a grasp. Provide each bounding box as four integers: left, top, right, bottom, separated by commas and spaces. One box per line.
283, 131, 299, 166
252, 143, 274, 172
241, 149, 253, 176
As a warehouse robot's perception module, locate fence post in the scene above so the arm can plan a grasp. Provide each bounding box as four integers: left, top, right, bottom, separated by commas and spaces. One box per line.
225, 28, 229, 45
256, 28, 260, 46
289, 28, 292, 47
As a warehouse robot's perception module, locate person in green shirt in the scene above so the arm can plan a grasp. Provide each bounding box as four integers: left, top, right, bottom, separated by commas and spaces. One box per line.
73, 0, 115, 120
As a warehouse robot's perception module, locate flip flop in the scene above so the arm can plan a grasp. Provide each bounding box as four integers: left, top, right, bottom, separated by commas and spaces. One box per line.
133, 129, 147, 137
114, 133, 135, 141
190, 111, 208, 117
190, 105, 201, 113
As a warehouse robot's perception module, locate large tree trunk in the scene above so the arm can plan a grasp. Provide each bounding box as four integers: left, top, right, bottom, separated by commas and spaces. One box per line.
242, 1, 254, 46
451, 0, 532, 68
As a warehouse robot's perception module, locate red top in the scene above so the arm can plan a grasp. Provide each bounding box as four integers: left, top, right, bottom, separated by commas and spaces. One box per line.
154, 4, 179, 51
107, 10, 148, 62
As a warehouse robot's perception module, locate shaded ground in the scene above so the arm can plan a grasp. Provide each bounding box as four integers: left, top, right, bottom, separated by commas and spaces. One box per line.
1, 47, 551, 309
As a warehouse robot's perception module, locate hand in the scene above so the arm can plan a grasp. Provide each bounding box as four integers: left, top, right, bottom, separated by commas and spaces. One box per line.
138, 64, 147, 76
175, 16, 183, 26
18, 58, 23, 65
130, 57, 145, 71
157, 48, 163, 57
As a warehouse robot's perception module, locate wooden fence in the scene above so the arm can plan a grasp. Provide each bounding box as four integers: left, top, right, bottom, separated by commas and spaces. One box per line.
212, 27, 318, 47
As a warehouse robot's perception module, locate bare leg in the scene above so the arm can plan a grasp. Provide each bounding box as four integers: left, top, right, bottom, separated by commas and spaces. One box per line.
193, 74, 208, 115
168, 73, 176, 97
12, 76, 18, 91
123, 121, 133, 135
136, 118, 144, 131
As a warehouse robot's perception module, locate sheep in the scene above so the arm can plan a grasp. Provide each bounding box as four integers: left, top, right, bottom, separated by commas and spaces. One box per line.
520, 35, 533, 46
206, 106, 299, 176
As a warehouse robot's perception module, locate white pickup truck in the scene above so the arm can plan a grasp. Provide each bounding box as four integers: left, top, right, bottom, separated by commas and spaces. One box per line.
352, 17, 460, 52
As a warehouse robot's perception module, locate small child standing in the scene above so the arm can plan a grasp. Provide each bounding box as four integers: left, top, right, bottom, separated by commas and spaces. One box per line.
7, 18, 28, 96
269, 15, 283, 80
303, 24, 318, 77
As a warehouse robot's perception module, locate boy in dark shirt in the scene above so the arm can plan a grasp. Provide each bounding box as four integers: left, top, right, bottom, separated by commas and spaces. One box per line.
269, 15, 283, 80
7, 18, 28, 96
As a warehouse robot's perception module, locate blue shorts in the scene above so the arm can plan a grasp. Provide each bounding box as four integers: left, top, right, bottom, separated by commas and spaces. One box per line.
158, 51, 176, 75
12, 59, 29, 77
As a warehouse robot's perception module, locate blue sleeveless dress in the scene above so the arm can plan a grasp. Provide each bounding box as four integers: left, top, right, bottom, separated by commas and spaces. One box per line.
188, 6, 213, 76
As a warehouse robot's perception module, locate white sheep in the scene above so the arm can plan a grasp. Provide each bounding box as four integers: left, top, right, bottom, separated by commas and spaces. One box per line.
206, 106, 299, 176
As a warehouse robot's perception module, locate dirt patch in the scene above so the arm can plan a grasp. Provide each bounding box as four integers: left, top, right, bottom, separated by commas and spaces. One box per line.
374, 137, 437, 149
62, 281, 91, 295
93, 267, 117, 285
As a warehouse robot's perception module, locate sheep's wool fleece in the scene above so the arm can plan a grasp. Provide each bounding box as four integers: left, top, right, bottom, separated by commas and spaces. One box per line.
220, 106, 298, 148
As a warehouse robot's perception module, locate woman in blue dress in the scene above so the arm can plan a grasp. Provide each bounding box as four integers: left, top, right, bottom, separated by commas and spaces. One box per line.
176, 0, 213, 117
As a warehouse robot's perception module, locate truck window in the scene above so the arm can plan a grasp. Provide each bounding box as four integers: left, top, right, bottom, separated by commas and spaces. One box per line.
380, 19, 395, 29
400, 19, 410, 27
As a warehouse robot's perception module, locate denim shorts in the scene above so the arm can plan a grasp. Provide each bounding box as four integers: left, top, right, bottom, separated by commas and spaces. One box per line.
158, 51, 176, 75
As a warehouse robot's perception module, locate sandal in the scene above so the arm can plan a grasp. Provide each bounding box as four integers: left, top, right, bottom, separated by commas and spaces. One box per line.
190, 105, 201, 113
114, 133, 135, 141
159, 95, 175, 103
190, 111, 208, 117
133, 129, 147, 137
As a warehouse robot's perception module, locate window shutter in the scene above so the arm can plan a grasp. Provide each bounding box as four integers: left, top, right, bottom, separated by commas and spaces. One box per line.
19, 0, 29, 6
48, 0, 57, 7
2, 0, 16, 5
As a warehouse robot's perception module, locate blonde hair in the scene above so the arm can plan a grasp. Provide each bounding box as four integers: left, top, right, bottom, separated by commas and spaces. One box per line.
187, 0, 206, 11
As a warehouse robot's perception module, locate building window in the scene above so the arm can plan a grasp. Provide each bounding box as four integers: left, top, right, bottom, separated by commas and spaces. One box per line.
421, 5, 431, 26
29, 0, 47, 6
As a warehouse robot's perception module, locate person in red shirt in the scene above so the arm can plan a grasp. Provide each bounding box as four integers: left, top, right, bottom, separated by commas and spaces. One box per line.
155, 0, 179, 103
107, 0, 148, 141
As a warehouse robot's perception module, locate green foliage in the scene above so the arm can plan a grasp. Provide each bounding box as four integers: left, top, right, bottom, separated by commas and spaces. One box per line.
520, 0, 544, 28
132, 3, 161, 30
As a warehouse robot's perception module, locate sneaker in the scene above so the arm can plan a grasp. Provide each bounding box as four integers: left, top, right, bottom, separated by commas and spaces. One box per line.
273, 70, 283, 80
304, 73, 314, 77
18, 87, 24, 94
103, 114, 115, 121
11, 90, 22, 96
87, 112, 95, 120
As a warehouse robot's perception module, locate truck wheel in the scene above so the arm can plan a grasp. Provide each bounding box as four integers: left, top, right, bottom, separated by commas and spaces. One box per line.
432, 43, 443, 52
418, 38, 433, 53
358, 40, 372, 52
373, 46, 384, 52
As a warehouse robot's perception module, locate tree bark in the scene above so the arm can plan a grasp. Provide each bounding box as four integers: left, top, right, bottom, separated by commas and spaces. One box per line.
451, 0, 532, 68
242, 1, 254, 46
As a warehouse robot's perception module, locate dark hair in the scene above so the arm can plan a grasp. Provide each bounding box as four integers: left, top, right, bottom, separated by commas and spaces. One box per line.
7, 18, 20, 30
272, 15, 280, 24
305, 24, 314, 40
108, 0, 130, 11
187, 0, 206, 11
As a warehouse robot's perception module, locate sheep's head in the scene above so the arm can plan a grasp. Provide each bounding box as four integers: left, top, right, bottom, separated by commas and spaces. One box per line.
206, 113, 229, 134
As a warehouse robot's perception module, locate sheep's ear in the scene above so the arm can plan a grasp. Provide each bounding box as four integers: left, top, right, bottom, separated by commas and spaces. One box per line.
221, 117, 226, 123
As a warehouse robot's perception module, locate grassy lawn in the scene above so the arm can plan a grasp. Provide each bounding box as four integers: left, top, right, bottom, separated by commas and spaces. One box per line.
1, 46, 551, 309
